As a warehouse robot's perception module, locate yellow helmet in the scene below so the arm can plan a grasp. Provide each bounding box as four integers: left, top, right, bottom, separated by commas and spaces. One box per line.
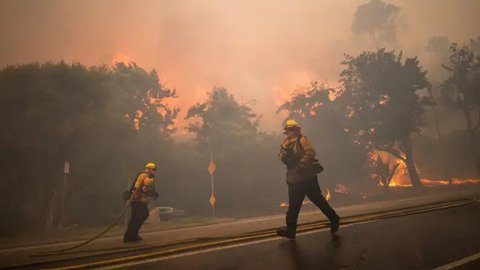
145, 162, 157, 170
284, 119, 300, 129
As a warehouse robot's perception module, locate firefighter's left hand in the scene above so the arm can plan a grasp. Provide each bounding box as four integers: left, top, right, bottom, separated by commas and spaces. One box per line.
298, 161, 309, 168
153, 192, 159, 200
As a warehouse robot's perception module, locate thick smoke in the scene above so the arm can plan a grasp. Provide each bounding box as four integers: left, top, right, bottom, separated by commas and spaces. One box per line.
1, 0, 479, 132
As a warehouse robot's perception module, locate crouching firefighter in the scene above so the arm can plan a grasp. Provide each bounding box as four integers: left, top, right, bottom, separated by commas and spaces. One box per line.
123, 162, 159, 243
277, 120, 340, 240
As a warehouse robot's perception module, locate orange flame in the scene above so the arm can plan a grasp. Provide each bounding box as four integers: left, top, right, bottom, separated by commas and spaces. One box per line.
279, 200, 315, 208
420, 178, 480, 187
388, 162, 412, 187
325, 189, 331, 201
112, 53, 132, 64
133, 110, 143, 131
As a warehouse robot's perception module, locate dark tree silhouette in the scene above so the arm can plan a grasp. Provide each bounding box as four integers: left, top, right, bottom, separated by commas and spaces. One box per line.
351, 0, 401, 45
0, 62, 178, 233
442, 41, 480, 176
185, 87, 283, 216
426, 36, 451, 58
185, 87, 261, 153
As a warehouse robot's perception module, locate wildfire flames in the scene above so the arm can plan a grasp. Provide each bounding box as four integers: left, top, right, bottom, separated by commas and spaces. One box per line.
387, 161, 411, 187
112, 53, 132, 64
422, 178, 480, 186
278, 162, 480, 208
279, 200, 314, 208
133, 110, 143, 131
370, 150, 480, 188
383, 160, 480, 187
279, 185, 343, 207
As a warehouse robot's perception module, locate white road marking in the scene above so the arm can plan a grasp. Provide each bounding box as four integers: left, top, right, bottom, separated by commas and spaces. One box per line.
432, 251, 480, 270
95, 222, 370, 270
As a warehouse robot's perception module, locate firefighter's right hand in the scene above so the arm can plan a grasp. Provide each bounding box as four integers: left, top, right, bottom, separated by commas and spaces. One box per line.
153, 192, 159, 200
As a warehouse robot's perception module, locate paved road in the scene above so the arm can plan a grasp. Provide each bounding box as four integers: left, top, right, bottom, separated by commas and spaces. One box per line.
2, 193, 479, 269
118, 201, 480, 270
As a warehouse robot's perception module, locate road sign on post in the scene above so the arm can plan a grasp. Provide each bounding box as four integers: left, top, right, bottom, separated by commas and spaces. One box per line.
209, 195, 216, 207
208, 159, 216, 176
208, 153, 216, 218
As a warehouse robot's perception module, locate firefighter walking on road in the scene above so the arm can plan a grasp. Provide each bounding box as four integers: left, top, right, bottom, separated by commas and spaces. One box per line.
123, 162, 159, 243
277, 120, 340, 240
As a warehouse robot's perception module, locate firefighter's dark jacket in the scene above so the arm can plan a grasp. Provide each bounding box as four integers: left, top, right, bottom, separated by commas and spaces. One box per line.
278, 136, 317, 184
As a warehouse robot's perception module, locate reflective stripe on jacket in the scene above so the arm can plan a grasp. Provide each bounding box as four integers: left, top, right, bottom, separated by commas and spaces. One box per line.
132, 172, 155, 203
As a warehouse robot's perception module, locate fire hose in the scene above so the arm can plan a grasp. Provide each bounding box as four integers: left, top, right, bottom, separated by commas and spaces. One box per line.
35, 194, 137, 256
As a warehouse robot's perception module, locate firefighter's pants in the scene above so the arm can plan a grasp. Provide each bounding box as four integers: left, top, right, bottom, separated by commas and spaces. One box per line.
124, 201, 149, 241
286, 176, 337, 232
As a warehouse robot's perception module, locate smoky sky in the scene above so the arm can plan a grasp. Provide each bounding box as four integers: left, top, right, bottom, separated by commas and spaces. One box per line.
0, 0, 479, 134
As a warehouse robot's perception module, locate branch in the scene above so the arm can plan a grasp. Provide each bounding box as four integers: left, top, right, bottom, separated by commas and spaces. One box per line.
386, 163, 400, 186
377, 146, 406, 163
390, 151, 407, 163
474, 109, 480, 132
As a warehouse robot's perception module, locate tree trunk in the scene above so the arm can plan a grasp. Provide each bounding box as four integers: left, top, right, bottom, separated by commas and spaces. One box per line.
386, 163, 400, 187
475, 158, 480, 178
428, 87, 442, 142
402, 136, 423, 188
463, 109, 480, 177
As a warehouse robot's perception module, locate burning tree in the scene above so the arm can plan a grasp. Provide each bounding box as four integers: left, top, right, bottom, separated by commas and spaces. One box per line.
108, 62, 179, 135
370, 157, 400, 189
441, 40, 480, 177
339, 49, 431, 188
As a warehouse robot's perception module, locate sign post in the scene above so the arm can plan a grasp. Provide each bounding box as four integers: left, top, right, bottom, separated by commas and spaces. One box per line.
207, 153, 216, 218
59, 161, 70, 229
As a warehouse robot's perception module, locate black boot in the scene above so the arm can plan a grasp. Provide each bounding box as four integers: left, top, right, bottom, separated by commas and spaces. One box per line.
330, 215, 340, 234
123, 235, 138, 243
277, 228, 296, 240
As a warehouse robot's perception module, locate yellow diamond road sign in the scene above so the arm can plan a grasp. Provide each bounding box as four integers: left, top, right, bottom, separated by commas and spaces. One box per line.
209, 195, 216, 206
208, 160, 216, 175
